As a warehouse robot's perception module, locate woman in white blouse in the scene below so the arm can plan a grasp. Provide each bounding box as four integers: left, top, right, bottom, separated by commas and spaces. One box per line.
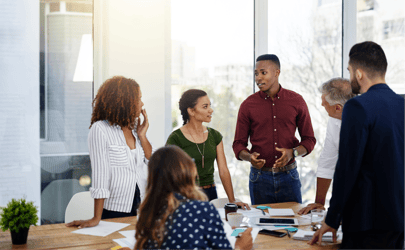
66, 76, 153, 228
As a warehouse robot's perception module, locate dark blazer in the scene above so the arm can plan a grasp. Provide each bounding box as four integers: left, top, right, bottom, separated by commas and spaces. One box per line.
325, 84, 404, 232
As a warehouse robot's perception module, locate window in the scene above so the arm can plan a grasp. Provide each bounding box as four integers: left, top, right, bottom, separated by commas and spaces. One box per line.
39, 0, 93, 224
357, 0, 405, 94
268, 0, 343, 205
171, 0, 254, 201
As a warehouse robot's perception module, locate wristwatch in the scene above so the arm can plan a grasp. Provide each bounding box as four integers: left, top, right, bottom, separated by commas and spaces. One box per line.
292, 147, 299, 158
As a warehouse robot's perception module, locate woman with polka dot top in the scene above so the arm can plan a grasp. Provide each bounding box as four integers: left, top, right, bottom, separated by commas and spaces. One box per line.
134, 145, 253, 250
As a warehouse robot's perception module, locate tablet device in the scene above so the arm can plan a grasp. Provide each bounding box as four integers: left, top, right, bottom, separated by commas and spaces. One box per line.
253, 217, 298, 226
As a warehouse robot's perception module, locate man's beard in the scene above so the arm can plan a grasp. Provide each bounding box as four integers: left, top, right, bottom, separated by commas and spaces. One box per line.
351, 78, 361, 94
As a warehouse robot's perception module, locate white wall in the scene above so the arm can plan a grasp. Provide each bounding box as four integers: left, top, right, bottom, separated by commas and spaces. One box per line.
94, 0, 171, 147
0, 0, 41, 221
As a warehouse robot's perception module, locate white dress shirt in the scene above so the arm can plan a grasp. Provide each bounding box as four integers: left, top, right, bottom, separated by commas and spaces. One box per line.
88, 120, 154, 213
317, 117, 341, 179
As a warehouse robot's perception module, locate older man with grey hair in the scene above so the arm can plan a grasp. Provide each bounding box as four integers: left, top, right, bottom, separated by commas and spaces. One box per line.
298, 78, 356, 215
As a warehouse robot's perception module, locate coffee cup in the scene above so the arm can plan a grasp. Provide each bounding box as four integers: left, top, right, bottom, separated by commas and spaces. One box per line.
224, 203, 238, 221
227, 212, 244, 228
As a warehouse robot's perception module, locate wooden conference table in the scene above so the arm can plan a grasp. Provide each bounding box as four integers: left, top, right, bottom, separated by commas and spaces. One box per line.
0, 202, 340, 249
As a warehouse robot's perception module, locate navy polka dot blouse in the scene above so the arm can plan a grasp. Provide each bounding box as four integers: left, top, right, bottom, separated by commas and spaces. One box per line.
146, 193, 232, 250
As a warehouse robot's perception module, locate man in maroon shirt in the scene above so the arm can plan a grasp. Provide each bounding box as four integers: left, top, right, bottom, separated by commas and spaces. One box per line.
232, 54, 316, 205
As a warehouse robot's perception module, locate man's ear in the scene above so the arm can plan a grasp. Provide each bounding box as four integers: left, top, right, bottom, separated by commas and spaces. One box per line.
335, 104, 343, 113
275, 69, 280, 77
356, 69, 363, 81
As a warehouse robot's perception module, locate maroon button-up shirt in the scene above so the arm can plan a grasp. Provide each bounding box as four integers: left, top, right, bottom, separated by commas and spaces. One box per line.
233, 86, 316, 168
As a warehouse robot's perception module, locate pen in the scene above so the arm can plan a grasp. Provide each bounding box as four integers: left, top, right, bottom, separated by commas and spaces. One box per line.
286, 230, 291, 238
261, 209, 265, 215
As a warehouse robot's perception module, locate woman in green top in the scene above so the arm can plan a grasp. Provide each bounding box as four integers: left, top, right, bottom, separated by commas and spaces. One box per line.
166, 89, 249, 209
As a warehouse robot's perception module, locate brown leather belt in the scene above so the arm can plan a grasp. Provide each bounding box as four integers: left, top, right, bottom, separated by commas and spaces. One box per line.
260, 161, 297, 173
200, 183, 216, 189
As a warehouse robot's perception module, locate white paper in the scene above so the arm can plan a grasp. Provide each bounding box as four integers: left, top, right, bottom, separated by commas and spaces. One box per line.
113, 237, 136, 248
292, 229, 342, 242
216, 207, 267, 220
72, 221, 130, 237
216, 208, 226, 219
119, 230, 136, 238
240, 208, 268, 218
268, 208, 295, 217
222, 219, 260, 248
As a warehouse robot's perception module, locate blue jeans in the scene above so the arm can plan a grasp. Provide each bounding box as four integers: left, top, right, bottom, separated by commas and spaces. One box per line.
249, 166, 302, 205
202, 186, 218, 201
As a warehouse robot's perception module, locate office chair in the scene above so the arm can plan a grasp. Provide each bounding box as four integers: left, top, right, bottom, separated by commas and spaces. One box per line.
64, 191, 94, 223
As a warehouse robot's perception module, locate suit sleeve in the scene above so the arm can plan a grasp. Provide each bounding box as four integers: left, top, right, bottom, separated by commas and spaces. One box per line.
325, 99, 369, 229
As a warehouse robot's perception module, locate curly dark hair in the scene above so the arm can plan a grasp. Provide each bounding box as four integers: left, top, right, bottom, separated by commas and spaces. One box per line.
179, 89, 207, 125
90, 76, 140, 129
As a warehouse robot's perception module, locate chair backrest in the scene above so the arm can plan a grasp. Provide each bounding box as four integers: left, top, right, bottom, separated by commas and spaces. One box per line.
209, 198, 241, 209
64, 191, 94, 223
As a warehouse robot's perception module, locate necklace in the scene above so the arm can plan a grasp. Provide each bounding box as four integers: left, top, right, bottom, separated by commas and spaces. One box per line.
186, 126, 206, 168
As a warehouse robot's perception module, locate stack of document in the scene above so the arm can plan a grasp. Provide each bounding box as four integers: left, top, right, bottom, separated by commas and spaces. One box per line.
292, 229, 342, 242
267, 208, 295, 217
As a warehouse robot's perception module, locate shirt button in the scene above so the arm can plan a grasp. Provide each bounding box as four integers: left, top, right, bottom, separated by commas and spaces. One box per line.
265, 98, 267, 100
274, 129, 277, 131
272, 103, 275, 106
275, 142, 277, 145
274, 116, 276, 118
278, 97, 280, 99
275, 156, 277, 158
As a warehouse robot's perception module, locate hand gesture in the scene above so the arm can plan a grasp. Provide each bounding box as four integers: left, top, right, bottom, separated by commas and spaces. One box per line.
298, 203, 325, 215
137, 109, 149, 138
234, 201, 251, 210
250, 152, 266, 169
235, 227, 253, 250
273, 147, 293, 168
308, 222, 337, 246
65, 217, 100, 229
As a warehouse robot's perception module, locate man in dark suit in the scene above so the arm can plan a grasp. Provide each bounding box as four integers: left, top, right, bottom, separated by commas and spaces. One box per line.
309, 41, 404, 249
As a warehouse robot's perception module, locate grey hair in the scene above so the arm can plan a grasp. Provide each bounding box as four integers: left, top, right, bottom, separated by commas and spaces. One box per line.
319, 77, 356, 106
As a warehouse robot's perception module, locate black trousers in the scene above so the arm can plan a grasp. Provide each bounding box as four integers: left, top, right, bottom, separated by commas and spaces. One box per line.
101, 184, 141, 219
341, 229, 404, 249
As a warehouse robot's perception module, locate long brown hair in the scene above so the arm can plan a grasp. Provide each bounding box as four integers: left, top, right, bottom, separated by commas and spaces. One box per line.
135, 145, 207, 249
90, 76, 140, 129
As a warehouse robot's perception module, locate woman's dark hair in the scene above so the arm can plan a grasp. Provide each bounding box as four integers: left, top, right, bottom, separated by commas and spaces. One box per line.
179, 89, 207, 125
90, 76, 140, 129
135, 145, 206, 249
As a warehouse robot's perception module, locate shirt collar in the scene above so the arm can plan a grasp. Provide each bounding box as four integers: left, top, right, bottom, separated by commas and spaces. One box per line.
368, 83, 389, 91
174, 192, 187, 201
258, 84, 284, 99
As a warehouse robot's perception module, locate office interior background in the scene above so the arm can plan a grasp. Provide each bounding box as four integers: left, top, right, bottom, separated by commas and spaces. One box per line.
0, 0, 404, 224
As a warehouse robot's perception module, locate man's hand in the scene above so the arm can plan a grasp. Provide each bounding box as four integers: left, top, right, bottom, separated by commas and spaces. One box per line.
234, 201, 251, 210
65, 217, 100, 229
235, 227, 253, 250
308, 222, 337, 246
250, 152, 266, 169
298, 203, 325, 215
273, 147, 293, 168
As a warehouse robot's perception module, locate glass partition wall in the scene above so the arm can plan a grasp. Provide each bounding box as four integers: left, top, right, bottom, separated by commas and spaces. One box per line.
40, 0, 93, 224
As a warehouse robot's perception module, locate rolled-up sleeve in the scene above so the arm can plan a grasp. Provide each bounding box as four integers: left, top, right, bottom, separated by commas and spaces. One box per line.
88, 124, 111, 199
296, 98, 316, 156
232, 102, 251, 160
317, 118, 340, 179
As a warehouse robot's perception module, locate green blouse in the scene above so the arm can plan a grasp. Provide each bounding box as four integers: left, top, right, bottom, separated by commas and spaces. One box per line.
166, 127, 223, 186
